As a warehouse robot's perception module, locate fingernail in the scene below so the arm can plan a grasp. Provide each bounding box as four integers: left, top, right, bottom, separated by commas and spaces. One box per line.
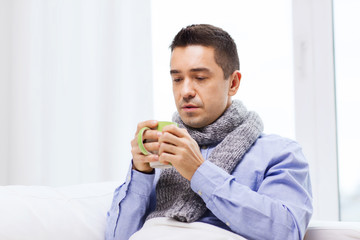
157, 132, 162, 137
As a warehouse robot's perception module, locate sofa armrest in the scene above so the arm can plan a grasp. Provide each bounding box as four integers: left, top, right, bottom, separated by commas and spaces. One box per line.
0, 182, 119, 240
305, 220, 360, 240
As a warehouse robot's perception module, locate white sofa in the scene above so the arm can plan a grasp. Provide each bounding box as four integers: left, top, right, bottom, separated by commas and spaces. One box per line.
0, 182, 359, 240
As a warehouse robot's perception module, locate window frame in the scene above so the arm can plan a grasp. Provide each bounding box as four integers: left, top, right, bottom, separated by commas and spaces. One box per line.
292, 0, 340, 220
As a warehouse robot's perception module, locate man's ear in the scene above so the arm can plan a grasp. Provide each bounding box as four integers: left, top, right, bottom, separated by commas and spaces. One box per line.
228, 71, 241, 97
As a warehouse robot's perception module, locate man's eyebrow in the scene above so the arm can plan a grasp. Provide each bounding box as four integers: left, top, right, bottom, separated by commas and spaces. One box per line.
170, 68, 211, 74
170, 69, 181, 75
190, 68, 211, 73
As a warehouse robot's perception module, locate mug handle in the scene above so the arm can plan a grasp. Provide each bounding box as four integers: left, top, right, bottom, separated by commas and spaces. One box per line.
137, 127, 151, 155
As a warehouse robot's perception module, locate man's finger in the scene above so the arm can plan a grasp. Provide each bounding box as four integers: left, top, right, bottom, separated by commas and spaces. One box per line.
136, 153, 159, 163
159, 131, 180, 147
159, 142, 177, 155
143, 141, 160, 153
135, 120, 158, 135
143, 129, 161, 141
159, 152, 176, 165
162, 124, 187, 138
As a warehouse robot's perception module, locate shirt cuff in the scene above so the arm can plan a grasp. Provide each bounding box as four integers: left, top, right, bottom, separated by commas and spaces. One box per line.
127, 164, 155, 197
190, 161, 230, 203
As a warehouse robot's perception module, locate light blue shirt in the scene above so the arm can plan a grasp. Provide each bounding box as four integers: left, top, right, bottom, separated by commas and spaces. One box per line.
106, 134, 313, 240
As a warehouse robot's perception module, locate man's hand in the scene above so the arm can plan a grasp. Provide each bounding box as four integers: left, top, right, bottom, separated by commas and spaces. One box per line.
158, 125, 204, 181
131, 120, 161, 173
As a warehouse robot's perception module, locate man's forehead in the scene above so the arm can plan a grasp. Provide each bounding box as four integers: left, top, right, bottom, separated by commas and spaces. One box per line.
170, 45, 215, 57
170, 45, 218, 72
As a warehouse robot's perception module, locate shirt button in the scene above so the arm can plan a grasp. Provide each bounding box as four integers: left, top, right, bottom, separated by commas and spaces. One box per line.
226, 222, 230, 227
127, 176, 131, 181
197, 190, 202, 196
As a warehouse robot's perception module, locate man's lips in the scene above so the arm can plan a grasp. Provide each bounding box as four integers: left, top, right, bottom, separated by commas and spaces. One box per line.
181, 104, 200, 112
182, 104, 198, 108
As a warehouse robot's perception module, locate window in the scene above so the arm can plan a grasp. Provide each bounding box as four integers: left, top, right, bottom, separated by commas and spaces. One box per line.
333, 0, 360, 221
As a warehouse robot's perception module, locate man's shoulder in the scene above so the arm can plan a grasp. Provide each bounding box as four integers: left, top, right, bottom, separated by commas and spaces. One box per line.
256, 133, 298, 146
250, 133, 303, 156
234, 133, 307, 181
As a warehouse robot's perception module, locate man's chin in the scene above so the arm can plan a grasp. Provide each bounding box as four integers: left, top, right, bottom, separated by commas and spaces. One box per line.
180, 116, 208, 129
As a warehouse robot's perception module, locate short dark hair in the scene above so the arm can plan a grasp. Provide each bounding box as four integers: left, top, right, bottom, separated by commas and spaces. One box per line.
170, 24, 240, 79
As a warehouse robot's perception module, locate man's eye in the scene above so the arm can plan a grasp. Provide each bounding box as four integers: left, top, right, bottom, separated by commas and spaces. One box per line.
173, 78, 182, 82
196, 77, 206, 81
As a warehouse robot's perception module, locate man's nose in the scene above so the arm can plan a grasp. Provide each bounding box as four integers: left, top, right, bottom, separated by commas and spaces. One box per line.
181, 78, 196, 101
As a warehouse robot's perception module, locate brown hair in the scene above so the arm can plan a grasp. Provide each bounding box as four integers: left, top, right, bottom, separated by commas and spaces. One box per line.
170, 24, 240, 79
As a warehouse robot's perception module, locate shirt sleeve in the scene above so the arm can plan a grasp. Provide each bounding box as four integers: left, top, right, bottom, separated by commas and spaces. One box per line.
105, 163, 156, 240
190, 141, 313, 240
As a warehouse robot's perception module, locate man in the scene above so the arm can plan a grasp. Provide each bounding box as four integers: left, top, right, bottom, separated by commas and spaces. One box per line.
106, 24, 312, 240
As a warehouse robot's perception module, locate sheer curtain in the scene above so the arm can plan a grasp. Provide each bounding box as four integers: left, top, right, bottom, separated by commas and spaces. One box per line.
0, 0, 153, 186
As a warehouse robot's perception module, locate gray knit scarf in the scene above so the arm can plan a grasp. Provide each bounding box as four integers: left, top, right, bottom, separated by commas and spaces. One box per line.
146, 100, 263, 222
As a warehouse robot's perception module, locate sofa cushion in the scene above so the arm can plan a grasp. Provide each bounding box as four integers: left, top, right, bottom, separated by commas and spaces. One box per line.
0, 182, 119, 240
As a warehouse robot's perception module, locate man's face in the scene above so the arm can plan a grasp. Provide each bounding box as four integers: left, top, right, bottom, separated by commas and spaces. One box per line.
170, 45, 233, 128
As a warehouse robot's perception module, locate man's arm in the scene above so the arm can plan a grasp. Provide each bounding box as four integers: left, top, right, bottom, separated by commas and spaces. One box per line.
106, 119, 161, 240
105, 164, 156, 240
191, 139, 313, 240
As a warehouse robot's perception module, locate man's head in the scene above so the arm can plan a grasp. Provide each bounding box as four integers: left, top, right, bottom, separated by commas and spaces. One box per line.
170, 24, 241, 128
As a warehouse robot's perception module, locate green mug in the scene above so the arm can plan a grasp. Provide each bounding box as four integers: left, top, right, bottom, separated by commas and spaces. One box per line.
137, 121, 178, 169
